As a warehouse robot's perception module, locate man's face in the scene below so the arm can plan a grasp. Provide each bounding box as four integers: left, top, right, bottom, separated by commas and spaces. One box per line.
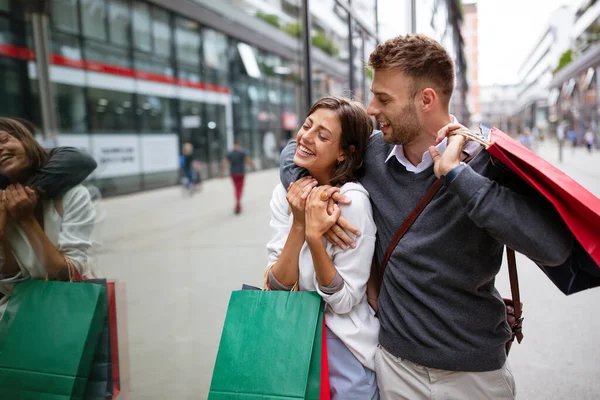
367, 69, 422, 145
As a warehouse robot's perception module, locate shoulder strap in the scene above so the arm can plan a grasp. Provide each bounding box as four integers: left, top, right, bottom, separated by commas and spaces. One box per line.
506, 247, 523, 342
376, 150, 477, 291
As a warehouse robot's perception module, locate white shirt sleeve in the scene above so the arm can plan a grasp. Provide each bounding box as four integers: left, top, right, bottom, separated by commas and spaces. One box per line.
57, 186, 96, 275
266, 184, 291, 270
314, 185, 377, 314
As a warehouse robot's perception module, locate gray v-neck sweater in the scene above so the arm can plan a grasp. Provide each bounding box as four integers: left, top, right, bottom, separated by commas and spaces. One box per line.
280, 132, 572, 371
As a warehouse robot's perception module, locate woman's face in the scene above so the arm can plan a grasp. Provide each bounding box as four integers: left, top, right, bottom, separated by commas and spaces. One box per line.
0, 130, 30, 181
293, 108, 344, 182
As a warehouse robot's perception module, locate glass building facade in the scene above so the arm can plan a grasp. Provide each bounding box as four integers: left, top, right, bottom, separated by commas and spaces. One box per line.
0, 0, 376, 195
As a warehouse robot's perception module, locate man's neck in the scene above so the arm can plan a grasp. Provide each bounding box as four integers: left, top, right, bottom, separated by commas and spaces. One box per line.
403, 113, 453, 167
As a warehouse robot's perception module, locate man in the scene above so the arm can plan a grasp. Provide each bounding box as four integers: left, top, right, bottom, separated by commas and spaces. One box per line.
221, 138, 255, 214
280, 34, 572, 399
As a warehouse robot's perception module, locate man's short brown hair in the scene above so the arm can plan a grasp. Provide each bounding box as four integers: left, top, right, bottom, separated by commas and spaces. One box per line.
368, 34, 454, 102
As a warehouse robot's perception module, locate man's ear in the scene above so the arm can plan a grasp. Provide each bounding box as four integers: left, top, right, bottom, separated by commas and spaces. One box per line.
421, 88, 437, 111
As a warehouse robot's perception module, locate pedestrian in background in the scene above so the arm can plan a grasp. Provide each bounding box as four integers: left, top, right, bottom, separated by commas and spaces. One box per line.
221, 139, 255, 214
181, 142, 196, 196
584, 130, 595, 154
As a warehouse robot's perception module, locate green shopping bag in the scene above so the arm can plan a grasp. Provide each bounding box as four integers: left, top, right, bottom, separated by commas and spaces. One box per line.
0, 279, 107, 400
209, 290, 325, 399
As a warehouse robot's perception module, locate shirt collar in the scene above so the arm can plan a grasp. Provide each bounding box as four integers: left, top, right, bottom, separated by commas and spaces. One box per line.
385, 115, 459, 165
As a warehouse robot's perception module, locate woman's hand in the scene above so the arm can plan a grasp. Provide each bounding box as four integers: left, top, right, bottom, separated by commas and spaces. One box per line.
286, 176, 318, 227
4, 184, 37, 224
305, 185, 342, 242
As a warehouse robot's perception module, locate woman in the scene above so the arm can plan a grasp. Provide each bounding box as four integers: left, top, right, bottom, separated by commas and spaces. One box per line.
0, 118, 96, 316
266, 96, 379, 399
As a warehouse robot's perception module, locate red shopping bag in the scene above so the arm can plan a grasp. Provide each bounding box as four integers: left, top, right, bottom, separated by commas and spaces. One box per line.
107, 282, 121, 399
320, 315, 330, 400
484, 127, 600, 294
113, 282, 131, 400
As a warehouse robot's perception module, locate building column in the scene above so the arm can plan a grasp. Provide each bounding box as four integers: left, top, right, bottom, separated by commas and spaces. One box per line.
301, 0, 313, 114
26, 0, 57, 141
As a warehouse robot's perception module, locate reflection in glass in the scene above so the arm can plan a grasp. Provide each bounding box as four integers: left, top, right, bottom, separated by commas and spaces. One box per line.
81, 0, 108, 41
51, 0, 79, 34
52, 32, 83, 60
87, 87, 135, 132
132, 1, 152, 52
138, 95, 176, 133
152, 7, 171, 58
109, 0, 130, 46
175, 17, 201, 67
86, 39, 131, 68
55, 83, 87, 133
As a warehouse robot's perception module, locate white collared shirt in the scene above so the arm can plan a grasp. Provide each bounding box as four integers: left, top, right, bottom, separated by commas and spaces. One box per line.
384, 116, 480, 173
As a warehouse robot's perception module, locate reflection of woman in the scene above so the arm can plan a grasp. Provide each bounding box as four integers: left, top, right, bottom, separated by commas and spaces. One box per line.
266, 97, 379, 399
0, 118, 96, 316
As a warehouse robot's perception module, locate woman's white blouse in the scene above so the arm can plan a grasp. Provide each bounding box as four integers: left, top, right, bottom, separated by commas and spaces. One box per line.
267, 182, 380, 370
0, 185, 96, 315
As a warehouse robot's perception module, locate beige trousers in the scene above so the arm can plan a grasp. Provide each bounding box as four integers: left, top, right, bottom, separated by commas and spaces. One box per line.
375, 345, 516, 400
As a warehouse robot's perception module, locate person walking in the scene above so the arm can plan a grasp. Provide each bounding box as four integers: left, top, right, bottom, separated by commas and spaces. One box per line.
584, 130, 595, 153
279, 34, 573, 399
221, 139, 255, 214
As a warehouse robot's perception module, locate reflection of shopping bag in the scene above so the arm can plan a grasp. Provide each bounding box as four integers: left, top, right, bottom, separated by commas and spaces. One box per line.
477, 126, 600, 294
84, 279, 113, 400
113, 282, 130, 400
0, 280, 106, 399
209, 290, 327, 399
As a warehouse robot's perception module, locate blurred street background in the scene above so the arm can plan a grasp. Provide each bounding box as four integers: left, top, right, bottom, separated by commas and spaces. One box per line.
1, 0, 600, 398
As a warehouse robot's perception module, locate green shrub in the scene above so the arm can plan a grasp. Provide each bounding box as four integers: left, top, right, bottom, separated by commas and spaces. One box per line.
283, 22, 302, 38
554, 49, 573, 73
312, 30, 339, 57
256, 11, 280, 28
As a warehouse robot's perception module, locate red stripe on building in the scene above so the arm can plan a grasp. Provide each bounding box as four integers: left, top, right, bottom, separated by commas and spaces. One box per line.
0, 42, 230, 94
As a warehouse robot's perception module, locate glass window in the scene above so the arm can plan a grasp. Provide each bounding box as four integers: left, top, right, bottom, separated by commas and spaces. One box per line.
51, 0, 79, 34
0, 57, 29, 119
175, 17, 200, 66
0, 15, 14, 45
109, 0, 130, 46
55, 83, 87, 133
87, 87, 135, 132
132, 1, 151, 52
81, 0, 107, 41
152, 7, 171, 58
134, 52, 174, 78
85, 39, 130, 68
52, 32, 83, 61
138, 95, 176, 133
202, 29, 228, 71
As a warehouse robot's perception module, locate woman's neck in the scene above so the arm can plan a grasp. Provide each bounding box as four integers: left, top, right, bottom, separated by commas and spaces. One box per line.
307, 168, 331, 186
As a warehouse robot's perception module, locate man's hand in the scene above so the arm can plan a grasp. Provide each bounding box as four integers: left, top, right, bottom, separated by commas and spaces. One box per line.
429, 122, 467, 179
323, 215, 360, 250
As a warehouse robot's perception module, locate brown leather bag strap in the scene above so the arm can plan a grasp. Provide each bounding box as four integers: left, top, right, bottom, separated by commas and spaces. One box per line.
379, 179, 442, 273
506, 247, 523, 342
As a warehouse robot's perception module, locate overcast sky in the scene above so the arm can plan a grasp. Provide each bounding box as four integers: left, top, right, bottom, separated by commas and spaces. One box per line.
377, 0, 571, 85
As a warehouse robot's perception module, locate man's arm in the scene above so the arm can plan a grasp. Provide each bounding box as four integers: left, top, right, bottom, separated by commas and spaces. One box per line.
244, 155, 256, 171
279, 140, 309, 188
26, 147, 97, 198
